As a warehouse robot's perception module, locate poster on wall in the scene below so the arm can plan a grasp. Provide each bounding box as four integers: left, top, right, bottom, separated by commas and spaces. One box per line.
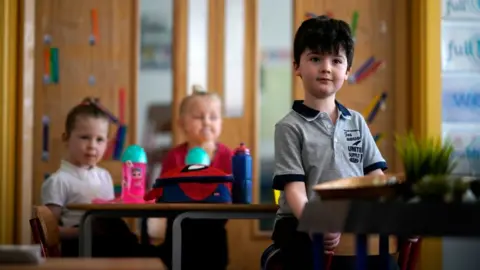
442, 0, 480, 20
442, 75, 480, 123
443, 124, 480, 175
140, 14, 172, 70
442, 22, 480, 72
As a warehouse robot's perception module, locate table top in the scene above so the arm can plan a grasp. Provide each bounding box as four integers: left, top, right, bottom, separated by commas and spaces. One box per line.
67, 203, 278, 212
4, 258, 165, 270
298, 200, 480, 236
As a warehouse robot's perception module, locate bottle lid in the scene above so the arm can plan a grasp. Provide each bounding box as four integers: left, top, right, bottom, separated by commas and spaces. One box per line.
185, 147, 211, 165
234, 142, 250, 155
121, 144, 148, 163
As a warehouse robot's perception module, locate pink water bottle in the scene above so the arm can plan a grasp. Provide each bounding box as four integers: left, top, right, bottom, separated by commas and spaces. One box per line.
121, 144, 148, 203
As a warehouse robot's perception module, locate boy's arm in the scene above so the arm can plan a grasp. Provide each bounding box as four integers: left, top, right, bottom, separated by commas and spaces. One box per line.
42, 177, 79, 239
44, 204, 79, 239
284, 182, 308, 219
361, 118, 388, 175
367, 169, 384, 176
272, 123, 307, 219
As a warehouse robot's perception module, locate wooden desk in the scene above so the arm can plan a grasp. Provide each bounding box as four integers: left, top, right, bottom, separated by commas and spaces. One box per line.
67, 202, 277, 213
67, 203, 278, 270
5, 258, 165, 270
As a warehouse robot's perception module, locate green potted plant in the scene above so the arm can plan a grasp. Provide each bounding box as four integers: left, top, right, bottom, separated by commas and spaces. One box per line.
395, 132, 457, 201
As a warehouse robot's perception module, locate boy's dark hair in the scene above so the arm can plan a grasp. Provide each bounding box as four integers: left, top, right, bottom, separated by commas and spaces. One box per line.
64, 98, 110, 138
293, 15, 354, 69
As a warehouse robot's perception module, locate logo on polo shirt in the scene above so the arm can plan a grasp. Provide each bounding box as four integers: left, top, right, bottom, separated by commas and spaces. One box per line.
344, 129, 363, 164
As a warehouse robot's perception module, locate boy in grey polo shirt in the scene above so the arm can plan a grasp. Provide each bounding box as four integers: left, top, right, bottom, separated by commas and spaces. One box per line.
271, 16, 396, 270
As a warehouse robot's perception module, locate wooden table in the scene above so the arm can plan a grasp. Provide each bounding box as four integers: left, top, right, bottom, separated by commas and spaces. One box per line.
67, 203, 278, 270
299, 200, 480, 270
4, 258, 165, 270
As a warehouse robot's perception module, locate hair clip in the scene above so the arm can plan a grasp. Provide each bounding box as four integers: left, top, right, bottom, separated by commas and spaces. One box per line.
81, 97, 99, 105
191, 84, 206, 93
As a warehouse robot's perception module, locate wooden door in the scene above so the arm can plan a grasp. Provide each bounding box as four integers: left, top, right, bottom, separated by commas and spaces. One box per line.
172, 0, 271, 269
32, 0, 139, 205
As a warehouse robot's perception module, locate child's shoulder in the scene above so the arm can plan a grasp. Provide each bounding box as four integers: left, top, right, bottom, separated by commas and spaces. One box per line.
344, 108, 364, 120
216, 142, 232, 152
163, 143, 188, 161
272, 110, 306, 140
43, 170, 67, 185
275, 110, 302, 127
93, 166, 113, 180
41, 168, 75, 193
168, 142, 189, 155
340, 107, 370, 129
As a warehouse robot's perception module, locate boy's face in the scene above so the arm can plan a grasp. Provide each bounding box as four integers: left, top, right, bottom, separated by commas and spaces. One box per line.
180, 96, 222, 144
64, 116, 109, 168
294, 48, 350, 99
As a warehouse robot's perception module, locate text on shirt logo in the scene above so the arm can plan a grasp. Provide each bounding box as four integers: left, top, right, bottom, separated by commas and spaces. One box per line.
344, 129, 363, 164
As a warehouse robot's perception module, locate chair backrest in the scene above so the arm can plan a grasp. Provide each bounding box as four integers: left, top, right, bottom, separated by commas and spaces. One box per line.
398, 238, 421, 270
29, 218, 47, 257
30, 206, 61, 257
274, 190, 280, 205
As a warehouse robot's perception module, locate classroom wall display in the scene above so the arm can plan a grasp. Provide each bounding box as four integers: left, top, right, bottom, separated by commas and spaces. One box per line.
32, 0, 137, 205
442, 75, 480, 123
441, 2, 480, 266
441, 0, 480, 126
441, 22, 480, 72
442, 0, 480, 20
443, 124, 480, 175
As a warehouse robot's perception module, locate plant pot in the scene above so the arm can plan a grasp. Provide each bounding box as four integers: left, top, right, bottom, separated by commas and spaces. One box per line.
418, 194, 445, 203
399, 182, 416, 201
469, 180, 480, 199
452, 191, 465, 203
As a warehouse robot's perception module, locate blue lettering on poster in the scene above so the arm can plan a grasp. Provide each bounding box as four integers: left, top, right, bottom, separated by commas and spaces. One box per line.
443, 78, 480, 123
445, 35, 480, 67
444, 0, 480, 16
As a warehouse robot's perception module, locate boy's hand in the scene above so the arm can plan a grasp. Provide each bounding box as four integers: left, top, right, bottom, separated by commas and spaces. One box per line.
324, 233, 341, 251
408, 236, 419, 242
310, 232, 341, 251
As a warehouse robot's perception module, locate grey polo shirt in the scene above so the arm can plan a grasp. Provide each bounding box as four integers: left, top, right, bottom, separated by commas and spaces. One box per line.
273, 100, 387, 217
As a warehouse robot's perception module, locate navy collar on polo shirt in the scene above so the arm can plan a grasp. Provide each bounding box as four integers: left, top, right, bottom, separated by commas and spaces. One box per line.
292, 100, 352, 120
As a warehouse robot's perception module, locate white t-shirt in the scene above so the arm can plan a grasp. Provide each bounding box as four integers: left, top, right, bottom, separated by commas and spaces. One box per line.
41, 160, 115, 227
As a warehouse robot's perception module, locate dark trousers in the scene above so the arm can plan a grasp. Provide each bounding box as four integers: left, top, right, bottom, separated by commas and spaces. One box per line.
61, 217, 158, 258
158, 215, 229, 270
272, 217, 399, 270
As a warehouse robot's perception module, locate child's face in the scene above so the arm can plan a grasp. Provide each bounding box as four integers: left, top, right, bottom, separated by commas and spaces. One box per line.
180, 96, 222, 144
294, 48, 350, 99
64, 116, 109, 168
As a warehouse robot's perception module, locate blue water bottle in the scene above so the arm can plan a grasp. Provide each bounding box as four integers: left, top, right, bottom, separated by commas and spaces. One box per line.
232, 143, 252, 204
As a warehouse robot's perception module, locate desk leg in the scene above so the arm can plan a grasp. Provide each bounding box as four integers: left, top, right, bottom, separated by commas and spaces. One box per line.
171, 211, 276, 270
172, 213, 185, 270
312, 234, 324, 270
379, 234, 390, 270
79, 213, 94, 257
140, 217, 149, 245
355, 234, 367, 270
